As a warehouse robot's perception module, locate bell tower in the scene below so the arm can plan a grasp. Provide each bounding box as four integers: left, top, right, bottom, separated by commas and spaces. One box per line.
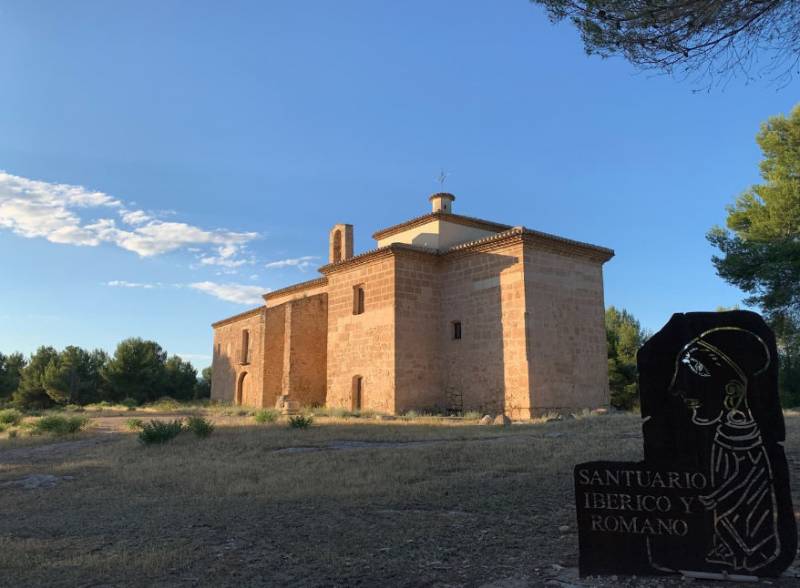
429, 192, 455, 214
329, 224, 353, 264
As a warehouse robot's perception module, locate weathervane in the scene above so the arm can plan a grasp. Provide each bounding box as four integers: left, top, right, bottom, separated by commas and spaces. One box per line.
436, 168, 451, 191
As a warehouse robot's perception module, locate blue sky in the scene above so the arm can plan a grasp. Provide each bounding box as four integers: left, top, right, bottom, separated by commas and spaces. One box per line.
0, 1, 797, 369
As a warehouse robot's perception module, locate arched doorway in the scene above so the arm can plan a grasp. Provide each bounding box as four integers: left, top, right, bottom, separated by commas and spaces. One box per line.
236, 372, 248, 405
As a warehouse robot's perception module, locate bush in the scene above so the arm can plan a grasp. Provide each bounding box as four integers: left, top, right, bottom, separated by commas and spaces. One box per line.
34, 415, 89, 435
121, 397, 139, 409
463, 410, 482, 420
125, 418, 144, 430
288, 415, 313, 429
0, 423, 6, 433
8, 430, 17, 439
254, 409, 279, 424
65, 404, 85, 412
0, 408, 23, 426
186, 416, 214, 439
138, 419, 183, 445
186, 415, 214, 438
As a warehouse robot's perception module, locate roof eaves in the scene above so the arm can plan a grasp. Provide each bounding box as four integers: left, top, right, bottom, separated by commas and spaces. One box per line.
211, 306, 264, 328
262, 277, 328, 301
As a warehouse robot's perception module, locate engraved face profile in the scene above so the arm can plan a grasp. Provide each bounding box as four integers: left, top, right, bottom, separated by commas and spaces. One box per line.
668, 327, 770, 424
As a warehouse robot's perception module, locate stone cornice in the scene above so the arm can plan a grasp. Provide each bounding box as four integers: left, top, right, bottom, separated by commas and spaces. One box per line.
262, 277, 328, 302
211, 306, 264, 328
372, 212, 511, 241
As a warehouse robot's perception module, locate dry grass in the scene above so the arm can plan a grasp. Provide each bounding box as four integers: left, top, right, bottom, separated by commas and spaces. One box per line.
0, 411, 798, 587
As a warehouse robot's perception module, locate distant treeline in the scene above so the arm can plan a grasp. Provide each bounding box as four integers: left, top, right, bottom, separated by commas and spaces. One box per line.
0, 338, 212, 409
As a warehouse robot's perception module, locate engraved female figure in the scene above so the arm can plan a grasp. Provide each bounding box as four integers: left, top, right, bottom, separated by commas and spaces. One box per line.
669, 327, 780, 572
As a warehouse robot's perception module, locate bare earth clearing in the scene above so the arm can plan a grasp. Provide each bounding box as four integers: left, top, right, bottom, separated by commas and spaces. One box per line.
1, 411, 799, 587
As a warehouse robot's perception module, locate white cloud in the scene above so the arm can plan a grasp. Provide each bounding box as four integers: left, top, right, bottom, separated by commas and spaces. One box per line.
120, 209, 151, 225
264, 255, 319, 271
105, 280, 159, 289
199, 244, 252, 268
0, 170, 258, 265
189, 281, 269, 305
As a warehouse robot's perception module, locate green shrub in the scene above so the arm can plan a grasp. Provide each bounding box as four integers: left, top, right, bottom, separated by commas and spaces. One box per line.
34, 415, 89, 435
65, 404, 85, 412
186, 415, 214, 438
121, 397, 139, 409
463, 410, 482, 420
0, 409, 23, 426
403, 410, 420, 419
8, 430, 17, 439
138, 419, 183, 445
254, 409, 279, 424
125, 418, 144, 430
0, 423, 6, 433
288, 415, 313, 429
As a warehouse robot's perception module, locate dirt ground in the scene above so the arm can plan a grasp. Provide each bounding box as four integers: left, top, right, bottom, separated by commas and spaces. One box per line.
0, 411, 798, 587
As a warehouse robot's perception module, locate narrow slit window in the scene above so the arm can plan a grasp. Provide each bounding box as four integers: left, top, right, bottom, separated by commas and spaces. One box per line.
241, 329, 250, 364
353, 285, 365, 315
352, 375, 363, 411
452, 321, 462, 340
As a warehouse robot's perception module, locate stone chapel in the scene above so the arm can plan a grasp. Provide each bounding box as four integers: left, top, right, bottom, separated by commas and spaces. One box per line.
210, 193, 614, 419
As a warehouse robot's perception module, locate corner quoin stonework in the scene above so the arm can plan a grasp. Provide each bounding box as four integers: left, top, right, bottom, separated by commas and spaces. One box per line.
211, 192, 614, 419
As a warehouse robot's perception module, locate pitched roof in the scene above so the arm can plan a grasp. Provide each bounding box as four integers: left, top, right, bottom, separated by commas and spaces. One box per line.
445, 226, 614, 262
372, 211, 511, 241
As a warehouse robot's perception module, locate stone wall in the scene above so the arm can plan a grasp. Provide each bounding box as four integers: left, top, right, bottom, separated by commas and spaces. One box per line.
262, 304, 286, 408
439, 239, 530, 417
211, 308, 265, 405
523, 243, 609, 413
394, 251, 443, 412
325, 254, 396, 413
285, 293, 328, 406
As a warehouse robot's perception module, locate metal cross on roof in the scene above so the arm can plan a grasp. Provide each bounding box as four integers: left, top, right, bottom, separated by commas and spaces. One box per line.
436, 168, 451, 190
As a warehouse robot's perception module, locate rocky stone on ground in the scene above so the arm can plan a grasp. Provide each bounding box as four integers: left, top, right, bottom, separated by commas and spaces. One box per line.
493, 415, 511, 427
479, 415, 493, 425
